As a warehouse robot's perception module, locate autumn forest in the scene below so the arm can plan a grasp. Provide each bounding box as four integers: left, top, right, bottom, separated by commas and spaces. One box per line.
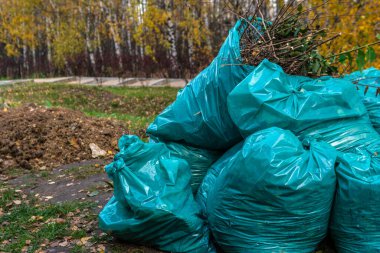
0, 0, 378, 79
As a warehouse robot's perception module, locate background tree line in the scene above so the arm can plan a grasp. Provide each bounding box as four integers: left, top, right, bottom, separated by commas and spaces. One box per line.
0, 0, 378, 79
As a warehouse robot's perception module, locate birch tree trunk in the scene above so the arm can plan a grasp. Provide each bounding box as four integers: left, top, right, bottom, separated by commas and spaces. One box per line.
32, 46, 37, 72
22, 43, 29, 77
165, 0, 179, 76
45, 17, 53, 74
80, 3, 97, 75
99, 0, 123, 71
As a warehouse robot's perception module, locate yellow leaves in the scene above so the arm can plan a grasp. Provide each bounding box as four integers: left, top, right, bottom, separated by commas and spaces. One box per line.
53, 23, 85, 68
0, 0, 42, 50
145, 45, 156, 60
5, 44, 20, 57
133, 0, 212, 62
133, 2, 171, 57
309, 0, 380, 71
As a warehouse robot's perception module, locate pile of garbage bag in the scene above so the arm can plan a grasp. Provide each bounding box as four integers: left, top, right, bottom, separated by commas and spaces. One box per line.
146, 20, 255, 150
343, 67, 380, 133
99, 21, 380, 253
98, 135, 211, 252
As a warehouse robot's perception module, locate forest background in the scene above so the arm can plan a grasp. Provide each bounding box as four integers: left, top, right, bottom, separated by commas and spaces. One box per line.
0, 0, 378, 79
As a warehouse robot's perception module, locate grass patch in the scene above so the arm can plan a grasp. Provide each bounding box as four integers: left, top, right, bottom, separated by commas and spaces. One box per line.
64, 164, 105, 180
0, 82, 177, 115
0, 83, 179, 134
0, 188, 94, 252
1, 167, 27, 178
105, 86, 179, 99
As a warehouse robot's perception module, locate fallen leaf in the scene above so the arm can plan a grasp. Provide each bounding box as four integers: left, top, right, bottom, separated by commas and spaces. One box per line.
0, 175, 9, 181
25, 240, 31, 245
69, 138, 80, 149
97, 244, 105, 251
55, 218, 66, 224
50, 242, 59, 247
29, 215, 44, 221
87, 191, 99, 197
80, 237, 92, 245
58, 241, 68, 247
13, 200, 22, 205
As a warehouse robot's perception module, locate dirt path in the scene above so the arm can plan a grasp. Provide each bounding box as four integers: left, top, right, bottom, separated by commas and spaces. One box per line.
3, 159, 161, 253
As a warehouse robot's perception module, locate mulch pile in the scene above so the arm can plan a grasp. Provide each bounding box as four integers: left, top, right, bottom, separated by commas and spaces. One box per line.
0, 105, 129, 170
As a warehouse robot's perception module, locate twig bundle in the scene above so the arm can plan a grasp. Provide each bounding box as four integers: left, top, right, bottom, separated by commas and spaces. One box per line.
239, 0, 340, 76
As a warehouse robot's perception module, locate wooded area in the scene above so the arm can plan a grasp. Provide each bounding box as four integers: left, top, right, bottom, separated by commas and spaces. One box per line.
0, 0, 378, 78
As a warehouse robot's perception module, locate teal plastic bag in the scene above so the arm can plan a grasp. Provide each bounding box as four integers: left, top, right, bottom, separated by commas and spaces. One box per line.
344, 67, 380, 132
195, 141, 243, 217
164, 142, 221, 193
146, 20, 256, 150
202, 127, 337, 252
227, 60, 380, 252
227, 59, 366, 139
331, 150, 380, 253
98, 135, 210, 252
149, 136, 221, 193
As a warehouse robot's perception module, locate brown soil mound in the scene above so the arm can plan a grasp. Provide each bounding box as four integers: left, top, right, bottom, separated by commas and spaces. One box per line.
0, 105, 130, 170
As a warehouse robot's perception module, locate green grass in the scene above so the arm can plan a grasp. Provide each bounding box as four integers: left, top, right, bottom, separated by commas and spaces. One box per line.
0, 82, 179, 132
105, 86, 179, 99
0, 188, 93, 253
63, 164, 105, 180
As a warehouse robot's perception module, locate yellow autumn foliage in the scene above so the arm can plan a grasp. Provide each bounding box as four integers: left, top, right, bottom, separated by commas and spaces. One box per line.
309, 0, 380, 72
0, 0, 377, 77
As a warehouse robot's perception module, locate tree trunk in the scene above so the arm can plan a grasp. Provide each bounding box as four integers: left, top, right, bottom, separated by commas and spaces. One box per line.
45, 17, 53, 74
165, 0, 179, 77
79, 3, 97, 75
22, 44, 29, 77
99, 0, 123, 71
32, 46, 37, 73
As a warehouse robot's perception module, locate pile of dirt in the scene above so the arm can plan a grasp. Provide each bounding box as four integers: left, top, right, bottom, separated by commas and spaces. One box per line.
0, 105, 132, 170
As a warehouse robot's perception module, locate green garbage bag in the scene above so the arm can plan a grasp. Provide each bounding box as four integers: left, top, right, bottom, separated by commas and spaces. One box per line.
227, 60, 380, 252
202, 127, 337, 252
195, 141, 243, 217
164, 141, 221, 193
149, 136, 221, 193
99, 135, 210, 252
344, 67, 380, 132
227, 59, 365, 140
331, 150, 380, 252
146, 20, 256, 150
